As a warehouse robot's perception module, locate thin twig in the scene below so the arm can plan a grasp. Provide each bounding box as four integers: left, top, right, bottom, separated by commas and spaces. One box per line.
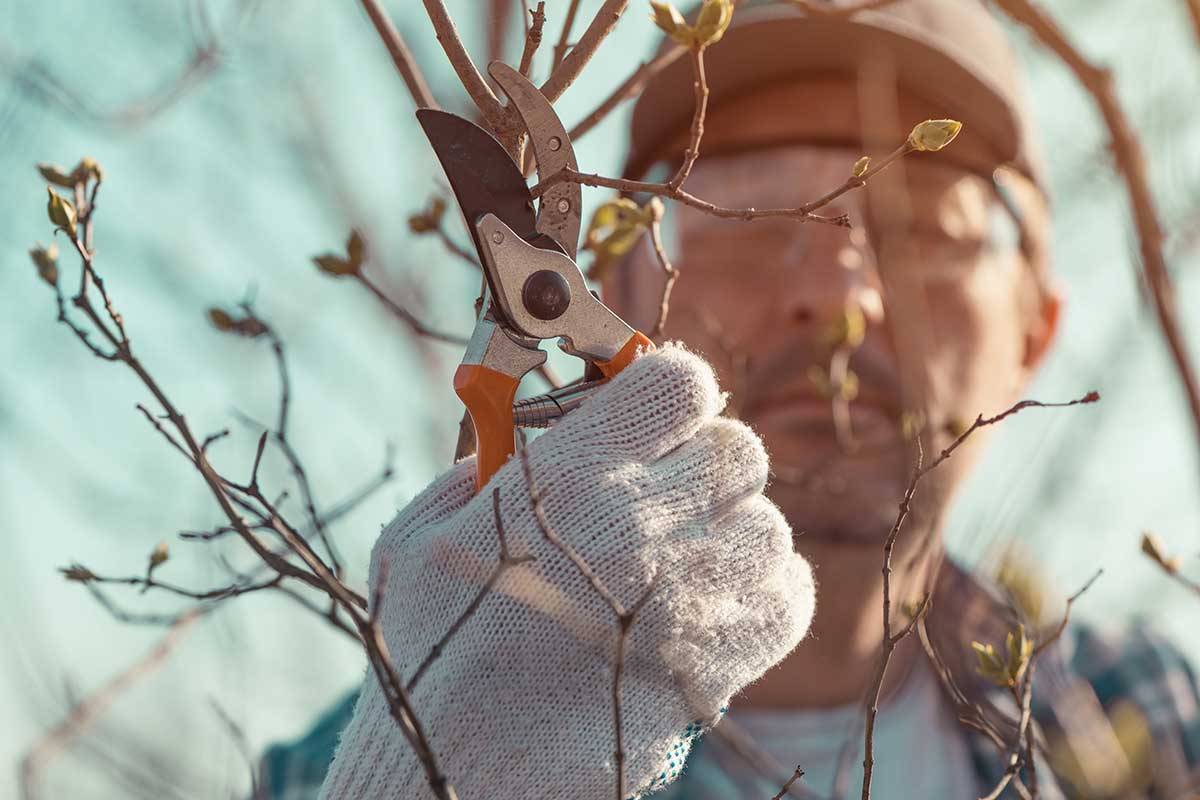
535, 168, 852, 227
772, 767, 807, 800
540, 0, 628, 104
517, 436, 657, 800
518, 2, 546, 78
645, 201, 679, 339
422, 0, 504, 127
354, 273, 469, 345
551, 0, 583, 69
406, 488, 535, 690
860, 391, 1099, 800
358, 0, 438, 109
366, 557, 459, 800
666, 48, 708, 192
568, 44, 686, 142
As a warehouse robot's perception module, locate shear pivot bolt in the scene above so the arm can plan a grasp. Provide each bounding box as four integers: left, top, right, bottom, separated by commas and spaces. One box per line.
556, 198, 570, 214
548, 136, 562, 151
522, 270, 571, 321
491, 230, 504, 244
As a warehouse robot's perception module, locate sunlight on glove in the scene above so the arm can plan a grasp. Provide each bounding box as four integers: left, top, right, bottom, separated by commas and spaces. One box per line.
320, 344, 816, 799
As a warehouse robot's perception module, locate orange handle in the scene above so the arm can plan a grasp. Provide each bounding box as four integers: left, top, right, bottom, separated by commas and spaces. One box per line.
454, 364, 521, 491
595, 330, 655, 379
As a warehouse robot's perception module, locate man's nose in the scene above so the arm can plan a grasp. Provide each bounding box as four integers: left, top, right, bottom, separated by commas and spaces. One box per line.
783, 225, 884, 338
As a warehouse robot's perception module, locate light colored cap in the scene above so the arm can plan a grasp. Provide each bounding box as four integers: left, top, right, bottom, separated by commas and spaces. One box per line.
624, 0, 1046, 193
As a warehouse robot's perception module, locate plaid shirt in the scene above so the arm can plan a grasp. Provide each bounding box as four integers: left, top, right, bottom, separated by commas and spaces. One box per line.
260, 562, 1200, 799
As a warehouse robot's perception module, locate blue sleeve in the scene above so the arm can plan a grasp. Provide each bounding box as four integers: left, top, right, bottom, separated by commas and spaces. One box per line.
258, 689, 360, 800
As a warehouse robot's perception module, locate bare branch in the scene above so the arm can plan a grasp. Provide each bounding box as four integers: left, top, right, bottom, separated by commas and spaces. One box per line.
568, 44, 686, 142
518, 2, 547, 78
551, 0, 584, 69
354, 272, 469, 345
541, 0, 629, 103
536, 169, 852, 227
666, 48, 709, 192
772, 767, 807, 800
860, 390, 1099, 800
517, 434, 658, 799
406, 488, 535, 691
358, 0, 439, 109
422, 0, 504, 126
990, 0, 1200, 466
645, 201, 680, 339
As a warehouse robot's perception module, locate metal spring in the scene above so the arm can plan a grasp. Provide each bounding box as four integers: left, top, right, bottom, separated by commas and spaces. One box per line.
512, 379, 606, 428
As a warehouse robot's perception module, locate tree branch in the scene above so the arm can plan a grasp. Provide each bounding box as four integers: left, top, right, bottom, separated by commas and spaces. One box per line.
422, 0, 504, 126
990, 0, 1200, 468
540, 0, 629, 103
358, 0, 439, 109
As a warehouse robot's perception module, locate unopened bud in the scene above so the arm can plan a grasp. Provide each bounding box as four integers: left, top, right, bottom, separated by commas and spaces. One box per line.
346, 229, 367, 267
852, 156, 871, 178
208, 308, 236, 331
908, 119, 963, 152
693, 0, 733, 47
29, 242, 59, 286
149, 541, 169, 569
46, 187, 77, 238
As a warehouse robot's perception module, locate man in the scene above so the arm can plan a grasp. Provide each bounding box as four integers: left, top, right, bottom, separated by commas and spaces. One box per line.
264, 1, 1200, 798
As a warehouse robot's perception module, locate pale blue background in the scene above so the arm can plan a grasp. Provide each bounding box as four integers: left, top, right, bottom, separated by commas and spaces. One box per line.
2, 1, 1199, 797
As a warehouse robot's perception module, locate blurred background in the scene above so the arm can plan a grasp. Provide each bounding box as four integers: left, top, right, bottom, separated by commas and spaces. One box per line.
2, 0, 1199, 797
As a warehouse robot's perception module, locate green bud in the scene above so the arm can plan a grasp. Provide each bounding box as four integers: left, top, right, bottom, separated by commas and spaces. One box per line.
908, 119, 963, 152
46, 187, 77, 238
650, 0, 688, 43
29, 242, 59, 286
852, 156, 871, 178
693, 0, 733, 47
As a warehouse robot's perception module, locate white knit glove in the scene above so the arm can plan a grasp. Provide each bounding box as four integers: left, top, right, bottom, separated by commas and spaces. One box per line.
320, 345, 815, 799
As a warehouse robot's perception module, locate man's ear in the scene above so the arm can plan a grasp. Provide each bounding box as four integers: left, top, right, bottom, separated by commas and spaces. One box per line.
1022, 281, 1062, 372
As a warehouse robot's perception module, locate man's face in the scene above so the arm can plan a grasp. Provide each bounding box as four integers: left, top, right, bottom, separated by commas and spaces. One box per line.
606, 145, 1057, 545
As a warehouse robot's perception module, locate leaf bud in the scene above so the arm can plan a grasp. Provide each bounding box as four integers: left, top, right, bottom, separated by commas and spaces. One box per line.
29, 242, 59, 286
908, 119, 963, 152
46, 187, 78, 238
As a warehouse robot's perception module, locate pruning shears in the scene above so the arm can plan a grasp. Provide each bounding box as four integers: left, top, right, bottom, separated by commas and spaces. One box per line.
418, 62, 654, 492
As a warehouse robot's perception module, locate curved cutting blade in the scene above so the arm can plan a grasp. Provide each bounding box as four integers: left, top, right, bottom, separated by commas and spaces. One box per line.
416, 108, 539, 261
488, 61, 582, 260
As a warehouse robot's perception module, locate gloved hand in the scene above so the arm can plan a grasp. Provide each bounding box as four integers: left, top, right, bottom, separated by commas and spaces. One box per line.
320, 345, 815, 799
